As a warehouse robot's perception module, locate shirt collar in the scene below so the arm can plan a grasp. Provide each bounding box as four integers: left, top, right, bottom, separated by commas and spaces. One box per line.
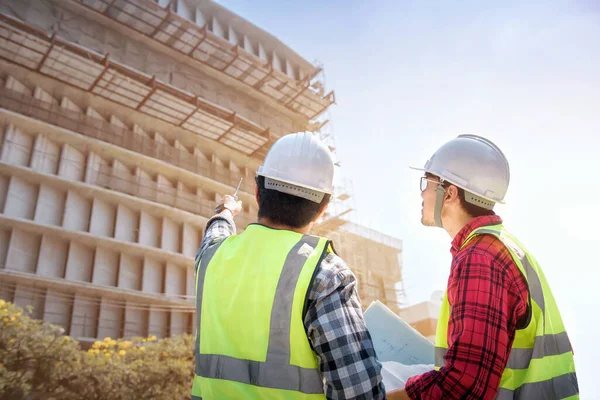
450, 214, 503, 256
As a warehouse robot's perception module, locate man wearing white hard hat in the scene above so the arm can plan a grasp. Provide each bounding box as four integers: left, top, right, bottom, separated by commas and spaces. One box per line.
388, 135, 578, 399
191, 132, 386, 399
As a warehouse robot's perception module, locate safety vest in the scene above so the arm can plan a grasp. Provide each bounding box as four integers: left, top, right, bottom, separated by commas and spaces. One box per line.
435, 223, 579, 399
191, 224, 330, 400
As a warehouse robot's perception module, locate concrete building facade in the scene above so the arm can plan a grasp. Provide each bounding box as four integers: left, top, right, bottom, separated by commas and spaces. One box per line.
0, 0, 405, 342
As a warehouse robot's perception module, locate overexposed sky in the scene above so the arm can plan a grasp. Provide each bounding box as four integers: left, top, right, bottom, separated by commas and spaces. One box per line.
218, 0, 599, 395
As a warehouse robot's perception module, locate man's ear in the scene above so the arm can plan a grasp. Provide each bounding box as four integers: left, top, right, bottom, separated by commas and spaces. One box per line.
314, 202, 329, 223
444, 185, 460, 204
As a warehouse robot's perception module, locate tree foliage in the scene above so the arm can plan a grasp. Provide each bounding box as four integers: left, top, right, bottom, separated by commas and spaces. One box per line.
0, 300, 194, 400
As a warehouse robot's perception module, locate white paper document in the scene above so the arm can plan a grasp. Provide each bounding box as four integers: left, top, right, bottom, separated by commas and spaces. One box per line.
364, 301, 435, 390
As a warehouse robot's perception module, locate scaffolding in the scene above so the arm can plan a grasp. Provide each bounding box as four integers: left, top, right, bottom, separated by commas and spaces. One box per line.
70, 0, 335, 120
0, 13, 274, 157
0, 84, 257, 195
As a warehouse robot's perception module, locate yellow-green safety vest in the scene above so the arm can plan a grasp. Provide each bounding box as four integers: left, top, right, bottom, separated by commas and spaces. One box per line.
435, 223, 579, 399
191, 224, 330, 400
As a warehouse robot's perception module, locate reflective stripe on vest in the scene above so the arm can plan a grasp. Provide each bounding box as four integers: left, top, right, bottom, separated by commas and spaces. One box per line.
194, 233, 326, 396
435, 331, 573, 369
434, 224, 578, 399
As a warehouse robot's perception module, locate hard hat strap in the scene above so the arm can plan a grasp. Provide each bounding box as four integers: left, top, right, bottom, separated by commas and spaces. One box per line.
434, 184, 446, 228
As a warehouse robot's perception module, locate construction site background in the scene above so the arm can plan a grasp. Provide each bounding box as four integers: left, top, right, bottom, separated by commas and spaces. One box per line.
0, 0, 430, 343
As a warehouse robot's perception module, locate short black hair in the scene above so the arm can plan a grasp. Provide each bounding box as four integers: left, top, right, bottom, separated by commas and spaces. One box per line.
255, 176, 331, 228
426, 173, 494, 218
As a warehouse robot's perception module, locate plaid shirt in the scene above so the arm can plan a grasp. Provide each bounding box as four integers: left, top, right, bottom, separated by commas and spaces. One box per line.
405, 215, 529, 399
196, 213, 386, 400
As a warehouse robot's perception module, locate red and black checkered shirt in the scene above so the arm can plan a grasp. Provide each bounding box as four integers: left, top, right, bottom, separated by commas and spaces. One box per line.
405, 215, 529, 399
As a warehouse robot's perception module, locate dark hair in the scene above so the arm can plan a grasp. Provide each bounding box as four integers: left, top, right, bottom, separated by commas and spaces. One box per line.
255, 176, 331, 228
427, 173, 494, 218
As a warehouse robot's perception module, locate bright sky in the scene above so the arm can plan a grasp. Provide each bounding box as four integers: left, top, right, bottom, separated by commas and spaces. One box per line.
219, 0, 599, 395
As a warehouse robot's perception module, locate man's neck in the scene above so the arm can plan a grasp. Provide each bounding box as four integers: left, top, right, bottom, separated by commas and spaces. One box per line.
444, 213, 475, 239
257, 217, 311, 235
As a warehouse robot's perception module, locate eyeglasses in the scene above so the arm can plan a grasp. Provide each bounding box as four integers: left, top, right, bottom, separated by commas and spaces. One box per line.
420, 177, 443, 192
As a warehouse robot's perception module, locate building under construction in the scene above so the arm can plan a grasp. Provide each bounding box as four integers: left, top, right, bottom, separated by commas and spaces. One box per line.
0, 0, 405, 343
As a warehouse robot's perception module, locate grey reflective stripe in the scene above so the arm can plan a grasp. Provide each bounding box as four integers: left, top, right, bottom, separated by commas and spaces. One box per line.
191, 396, 202, 400
194, 235, 325, 394
266, 235, 321, 364
507, 331, 573, 369
194, 240, 226, 373
436, 331, 573, 370
495, 372, 579, 399
472, 228, 545, 314
197, 353, 324, 394
435, 346, 446, 367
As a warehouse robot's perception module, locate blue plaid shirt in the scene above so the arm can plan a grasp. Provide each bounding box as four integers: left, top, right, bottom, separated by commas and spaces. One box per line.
196, 212, 386, 400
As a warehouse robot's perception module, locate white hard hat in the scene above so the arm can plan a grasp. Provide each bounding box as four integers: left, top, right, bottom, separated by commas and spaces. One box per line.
257, 132, 335, 203
411, 134, 510, 209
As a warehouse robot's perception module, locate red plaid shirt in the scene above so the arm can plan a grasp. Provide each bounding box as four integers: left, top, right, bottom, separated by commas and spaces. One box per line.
405, 215, 529, 399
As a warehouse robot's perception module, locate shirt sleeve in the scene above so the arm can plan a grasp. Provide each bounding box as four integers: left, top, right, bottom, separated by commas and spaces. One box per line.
304, 252, 387, 400
195, 213, 236, 271
405, 249, 526, 399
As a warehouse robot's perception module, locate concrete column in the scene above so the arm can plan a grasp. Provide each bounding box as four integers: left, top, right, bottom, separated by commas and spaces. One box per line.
0, 229, 10, 269
1, 125, 33, 167
181, 222, 199, 258
43, 289, 72, 333
186, 266, 195, 300
176, 181, 195, 213
0, 174, 7, 213
60, 96, 83, 113
124, 303, 148, 338
13, 283, 44, 320
142, 257, 164, 294
30, 135, 60, 174
33, 184, 65, 226
89, 198, 116, 237
62, 190, 91, 232
64, 242, 94, 283
177, 0, 193, 19
170, 311, 189, 335
33, 87, 58, 104
57, 144, 86, 182
85, 106, 105, 121
243, 35, 255, 55
161, 217, 180, 253
165, 262, 185, 296
211, 16, 225, 38
114, 204, 138, 243
118, 254, 142, 291
111, 160, 134, 195
135, 167, 156, 202
139, 211, 160, 248
37, 235, 68, 278
4, 176, 38, 220
70, 294, 99, 339
5, 229, 40, 273
92, 247, 119, 287
272, 51, 282, 72
97, 298, 123, 339
194, 7, 207, 26
84, 151, 109, 186
5, 76, 31, 95
148, 307, 168, 338
156, 174, 176, 207
109, 115, 127, 129
285, 60, 296, 80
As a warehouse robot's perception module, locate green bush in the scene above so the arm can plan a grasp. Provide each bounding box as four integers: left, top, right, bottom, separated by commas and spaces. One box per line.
0, 300, 195, 400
